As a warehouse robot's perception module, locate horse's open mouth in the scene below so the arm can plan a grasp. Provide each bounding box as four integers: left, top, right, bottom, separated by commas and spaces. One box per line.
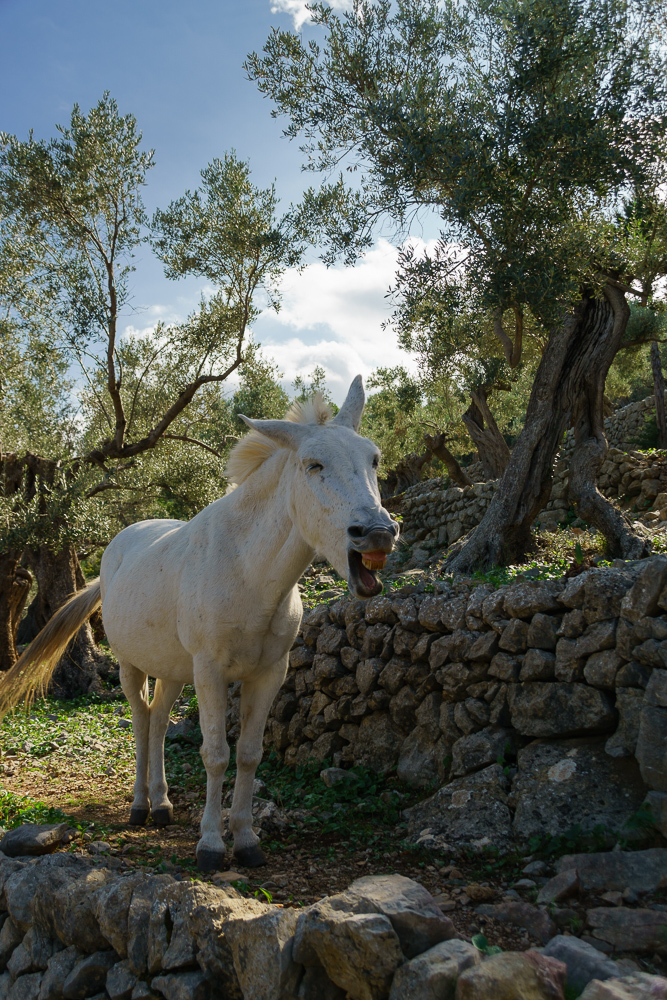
348, 549, 387, 598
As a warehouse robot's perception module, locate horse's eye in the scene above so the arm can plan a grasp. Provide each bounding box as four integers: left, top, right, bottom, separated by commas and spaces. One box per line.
372, 455, 380, 468
306, 462, 323, 473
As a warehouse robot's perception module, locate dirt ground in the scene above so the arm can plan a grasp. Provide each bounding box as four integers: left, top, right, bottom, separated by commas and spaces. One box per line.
0, 698, 665, 975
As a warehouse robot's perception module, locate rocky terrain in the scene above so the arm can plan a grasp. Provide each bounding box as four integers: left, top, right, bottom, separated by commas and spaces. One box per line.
0, 840, 667, 999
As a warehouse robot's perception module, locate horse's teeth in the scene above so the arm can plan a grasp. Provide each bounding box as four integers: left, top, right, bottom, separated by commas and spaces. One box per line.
362, 554, 386, 570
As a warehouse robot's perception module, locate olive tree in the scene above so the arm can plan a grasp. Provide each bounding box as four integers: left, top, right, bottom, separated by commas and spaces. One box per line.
0, 98, 312, 685
248, 0, 667, 568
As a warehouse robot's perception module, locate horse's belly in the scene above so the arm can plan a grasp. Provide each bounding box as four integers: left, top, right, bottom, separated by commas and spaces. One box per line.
101, 526, 193, 681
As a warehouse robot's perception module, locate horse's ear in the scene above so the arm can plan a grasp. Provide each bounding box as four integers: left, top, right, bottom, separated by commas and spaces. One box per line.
239, 416, 310, 450
332, 375, 365, 432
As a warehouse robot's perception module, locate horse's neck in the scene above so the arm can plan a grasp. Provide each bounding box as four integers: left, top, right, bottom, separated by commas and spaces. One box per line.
230, 451, 313, 593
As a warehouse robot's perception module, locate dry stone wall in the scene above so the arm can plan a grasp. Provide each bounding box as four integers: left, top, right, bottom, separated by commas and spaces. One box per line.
384, 394, 667, 566
265, 557, 667, 854
0, 855, 486, 1000
4, 845, 667, 999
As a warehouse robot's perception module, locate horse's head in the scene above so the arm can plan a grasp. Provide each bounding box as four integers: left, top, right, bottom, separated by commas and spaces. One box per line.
239, 376, 399, 599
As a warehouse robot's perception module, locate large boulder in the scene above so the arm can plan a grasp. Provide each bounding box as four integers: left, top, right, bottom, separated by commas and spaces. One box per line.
0, 825, 68, 859
579, 972, 667, 999
404, 764, 513, 852
455, 951, 567, 1000
542, 935, 621, 995
387, 939, 480, 1000
556, 848, 667, 893
511, 738, 647, 842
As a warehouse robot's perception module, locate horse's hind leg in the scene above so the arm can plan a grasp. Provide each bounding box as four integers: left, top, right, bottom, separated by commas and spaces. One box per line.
119, 661, 151, 826
147, 678, 183, 827
230, 656, 288, 868
193, 653, 229, 872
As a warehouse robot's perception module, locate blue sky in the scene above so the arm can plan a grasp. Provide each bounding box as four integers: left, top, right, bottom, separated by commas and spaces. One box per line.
0, 0, 429, 400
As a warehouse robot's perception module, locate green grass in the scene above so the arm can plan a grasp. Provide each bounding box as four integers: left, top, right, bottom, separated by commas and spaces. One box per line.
0, 788, 81, 831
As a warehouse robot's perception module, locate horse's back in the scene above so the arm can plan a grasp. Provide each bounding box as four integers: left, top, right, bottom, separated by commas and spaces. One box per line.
101, 519, 184, 583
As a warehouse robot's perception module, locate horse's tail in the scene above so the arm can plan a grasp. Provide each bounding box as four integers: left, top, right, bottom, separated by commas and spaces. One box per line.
0, 578, 102, 722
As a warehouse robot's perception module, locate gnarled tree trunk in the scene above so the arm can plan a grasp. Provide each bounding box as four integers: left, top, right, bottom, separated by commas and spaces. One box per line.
18, 543, 107, 698
448, 286, 647, 572
423, 433, 473, 488
651, 341, 667, 449
381, 432, 472, 498
0, 552, 32, 672
461, 388, 511, 479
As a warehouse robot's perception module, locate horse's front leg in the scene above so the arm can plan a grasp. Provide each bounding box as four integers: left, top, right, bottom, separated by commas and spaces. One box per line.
193, 653, 229, 872
230, 656, 288, 868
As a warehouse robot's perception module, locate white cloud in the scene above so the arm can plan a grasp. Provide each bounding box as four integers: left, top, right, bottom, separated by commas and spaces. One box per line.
270, 0, 349, 30
253, 237, 437, 402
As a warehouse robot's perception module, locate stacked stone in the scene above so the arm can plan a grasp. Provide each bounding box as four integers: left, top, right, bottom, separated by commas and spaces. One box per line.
264, 557, 667, 850
0, 850, 538, 1000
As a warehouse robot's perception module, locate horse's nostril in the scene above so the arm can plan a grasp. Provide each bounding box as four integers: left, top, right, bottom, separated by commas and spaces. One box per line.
348, 524, 366, 539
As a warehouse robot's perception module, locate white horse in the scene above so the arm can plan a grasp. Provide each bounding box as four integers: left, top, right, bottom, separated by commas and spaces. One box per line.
1, 377, 398, 870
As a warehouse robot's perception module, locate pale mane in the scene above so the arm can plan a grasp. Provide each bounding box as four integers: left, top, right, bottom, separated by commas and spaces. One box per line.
225, 393, 334, 489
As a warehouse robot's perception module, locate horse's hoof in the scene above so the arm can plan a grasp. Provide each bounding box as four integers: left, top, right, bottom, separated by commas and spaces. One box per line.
151, 807, 173, 828
128, 807, 149, 826
196, 847, 227, 872
234, 845, 268, 868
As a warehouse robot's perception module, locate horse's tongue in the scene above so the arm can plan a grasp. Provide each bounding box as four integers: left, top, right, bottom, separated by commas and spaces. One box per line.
360, 563, 377, 590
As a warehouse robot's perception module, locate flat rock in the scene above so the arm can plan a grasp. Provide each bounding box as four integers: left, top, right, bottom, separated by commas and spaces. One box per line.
450, 727, 515, 778
503, 581, 564, 619
344, 875, 456, 959
106, 960, 137, 1000
509, 683, 617, 737
320, 768, 359, 788
38, 945, 79, 1000
0, 917, 23, 970
63, 951, 117, 1000
536, 869, 580, 905
53, 867, 115, 953
151, 970, 211, 1000
387, 939, 480, 1000
296, 905, 402, 1000
557, 848, 667, 893
474, 901, 556, 944
92, 871, 152, 958
222, 902, 300, 1000
5, 854, 92, 935
455, 950, 567, 1000
8, 973, 44, 1000
403, 765, 513, 852
579, 972, 667, 999
397, 728, 449, 789
353, 713, 404, 774
636, 703, 667, 792
605, 689, 644, 758
510, 738, 646, 842
0, 824, 68, 858
542, 935, 620, 994
619, 556, 667, 622
125, 875, 176, 975
587, 907, 667, 953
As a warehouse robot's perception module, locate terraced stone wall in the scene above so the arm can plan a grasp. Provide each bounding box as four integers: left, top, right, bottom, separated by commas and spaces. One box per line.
262, 557, 667, 852
383, 394, 667, 567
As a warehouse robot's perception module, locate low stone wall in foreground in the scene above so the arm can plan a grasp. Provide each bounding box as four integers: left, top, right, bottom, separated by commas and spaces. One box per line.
3, 852, 667, 1000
